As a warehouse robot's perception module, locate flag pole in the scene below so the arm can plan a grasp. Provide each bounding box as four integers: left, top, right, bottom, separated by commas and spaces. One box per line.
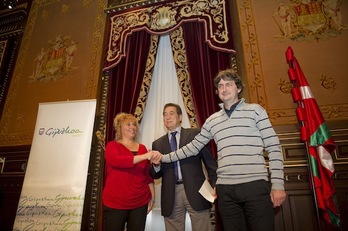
301, 130, 323, 231
286, 49, 322, 231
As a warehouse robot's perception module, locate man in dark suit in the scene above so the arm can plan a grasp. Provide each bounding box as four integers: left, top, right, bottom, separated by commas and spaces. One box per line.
150, 103, 217, 231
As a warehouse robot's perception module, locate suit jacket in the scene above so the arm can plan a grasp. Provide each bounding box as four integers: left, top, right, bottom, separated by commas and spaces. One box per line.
150, 127, 217, 217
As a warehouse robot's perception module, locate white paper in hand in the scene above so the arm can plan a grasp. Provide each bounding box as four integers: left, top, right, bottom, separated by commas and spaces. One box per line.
198, 179, 215, 203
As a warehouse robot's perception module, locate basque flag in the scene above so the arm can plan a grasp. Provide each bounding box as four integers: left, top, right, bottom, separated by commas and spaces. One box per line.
285, 47, 340, 227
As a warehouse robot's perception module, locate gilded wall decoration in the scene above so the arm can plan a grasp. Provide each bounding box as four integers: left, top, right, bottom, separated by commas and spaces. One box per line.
273, 0, 347, 41
0, 0, 107, 146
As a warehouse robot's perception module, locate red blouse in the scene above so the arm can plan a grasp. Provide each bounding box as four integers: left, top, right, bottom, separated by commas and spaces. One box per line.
102, 141, 154, 209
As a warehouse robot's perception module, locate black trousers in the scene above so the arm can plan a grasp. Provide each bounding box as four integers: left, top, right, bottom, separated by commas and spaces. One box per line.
103, 204, 148, 231
216, 180, 274, 231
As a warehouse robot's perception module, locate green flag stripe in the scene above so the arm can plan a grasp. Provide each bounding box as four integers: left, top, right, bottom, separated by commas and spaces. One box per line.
328, 209, 340, 227
309, 155, 319, 177
310, 123, 332, 146
328, 195, 341, 227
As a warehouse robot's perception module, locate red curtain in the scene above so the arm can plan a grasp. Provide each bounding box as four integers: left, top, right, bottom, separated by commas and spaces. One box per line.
181, 21, 232, 231
181, 21, 233, 126
105, 30, 152, 142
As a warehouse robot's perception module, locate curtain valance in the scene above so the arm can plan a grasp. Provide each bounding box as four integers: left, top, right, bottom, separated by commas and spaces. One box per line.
103, 0, 235, 71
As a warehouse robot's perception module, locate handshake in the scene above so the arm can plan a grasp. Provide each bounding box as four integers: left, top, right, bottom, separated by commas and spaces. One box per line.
145, 150, 162, 165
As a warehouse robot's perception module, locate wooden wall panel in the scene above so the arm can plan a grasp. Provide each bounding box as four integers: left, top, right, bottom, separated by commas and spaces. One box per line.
0, 146, 29, 231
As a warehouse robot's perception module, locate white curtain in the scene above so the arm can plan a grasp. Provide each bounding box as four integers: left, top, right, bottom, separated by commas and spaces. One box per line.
139, 34, 190, 146
140, 34, 194, 231
139, 34, 191, 208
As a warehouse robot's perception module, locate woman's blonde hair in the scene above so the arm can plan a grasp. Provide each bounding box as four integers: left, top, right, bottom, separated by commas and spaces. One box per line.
113, 113, 139, 141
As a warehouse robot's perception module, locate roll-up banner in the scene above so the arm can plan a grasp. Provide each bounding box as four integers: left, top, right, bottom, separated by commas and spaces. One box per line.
13, 99, 96, 231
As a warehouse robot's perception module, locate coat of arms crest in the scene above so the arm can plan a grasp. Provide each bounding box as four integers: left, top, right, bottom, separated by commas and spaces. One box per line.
273, 0, 346, 41
30, 35, 78, 82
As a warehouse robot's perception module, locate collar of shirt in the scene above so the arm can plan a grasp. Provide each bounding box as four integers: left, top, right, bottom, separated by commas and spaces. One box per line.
222, 99, 242, 117
167, 127, 181, 139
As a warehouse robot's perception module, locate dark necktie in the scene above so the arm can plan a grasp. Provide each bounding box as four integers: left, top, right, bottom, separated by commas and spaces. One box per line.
170, 131, 179, 181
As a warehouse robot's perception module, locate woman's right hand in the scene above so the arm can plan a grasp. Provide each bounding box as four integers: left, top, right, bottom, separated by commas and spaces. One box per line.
149, 151, 162, 164
134, 150, 155, 164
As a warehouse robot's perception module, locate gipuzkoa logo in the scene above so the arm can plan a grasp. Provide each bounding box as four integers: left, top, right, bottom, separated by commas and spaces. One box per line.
39, 126, 83, 137
39, 128, 45, 135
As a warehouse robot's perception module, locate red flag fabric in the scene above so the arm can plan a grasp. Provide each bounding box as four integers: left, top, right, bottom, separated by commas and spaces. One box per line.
286, 47, 340, 226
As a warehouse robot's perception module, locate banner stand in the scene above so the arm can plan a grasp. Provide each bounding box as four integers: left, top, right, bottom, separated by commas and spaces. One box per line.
13, 99, 97, 231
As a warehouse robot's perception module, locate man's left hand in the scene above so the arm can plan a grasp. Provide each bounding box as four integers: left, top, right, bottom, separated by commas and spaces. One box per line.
270, 189, 286, 207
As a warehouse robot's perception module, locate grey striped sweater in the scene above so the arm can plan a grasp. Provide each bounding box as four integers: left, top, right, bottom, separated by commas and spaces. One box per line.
161, 98, 284, 190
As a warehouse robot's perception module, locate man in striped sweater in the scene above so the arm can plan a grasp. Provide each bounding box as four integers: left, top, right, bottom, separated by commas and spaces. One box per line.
156, 69, 286, 231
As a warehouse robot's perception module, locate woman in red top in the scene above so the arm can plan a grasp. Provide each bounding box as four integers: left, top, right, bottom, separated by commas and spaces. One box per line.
103, 113, 156, 231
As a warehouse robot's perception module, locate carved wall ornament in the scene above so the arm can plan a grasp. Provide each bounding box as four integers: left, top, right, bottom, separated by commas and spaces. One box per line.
62, 4, 70, 13
249, 74, 263, 97
273, 0, 347, 41
16, 109, 25, 124
320, 73, 337, 92
279, 78, 293, 94
104, 0, 234, 70
41, 10, 49, 20
326, 105, 344, 119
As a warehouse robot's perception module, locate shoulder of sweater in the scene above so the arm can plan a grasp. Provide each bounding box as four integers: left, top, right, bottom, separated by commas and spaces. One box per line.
206, 110, 224, 122
237, 101, 265, 112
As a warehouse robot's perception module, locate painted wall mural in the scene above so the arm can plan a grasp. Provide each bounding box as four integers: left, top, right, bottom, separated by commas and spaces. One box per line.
30, 35, 78, 82
273, 0, 346, 41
